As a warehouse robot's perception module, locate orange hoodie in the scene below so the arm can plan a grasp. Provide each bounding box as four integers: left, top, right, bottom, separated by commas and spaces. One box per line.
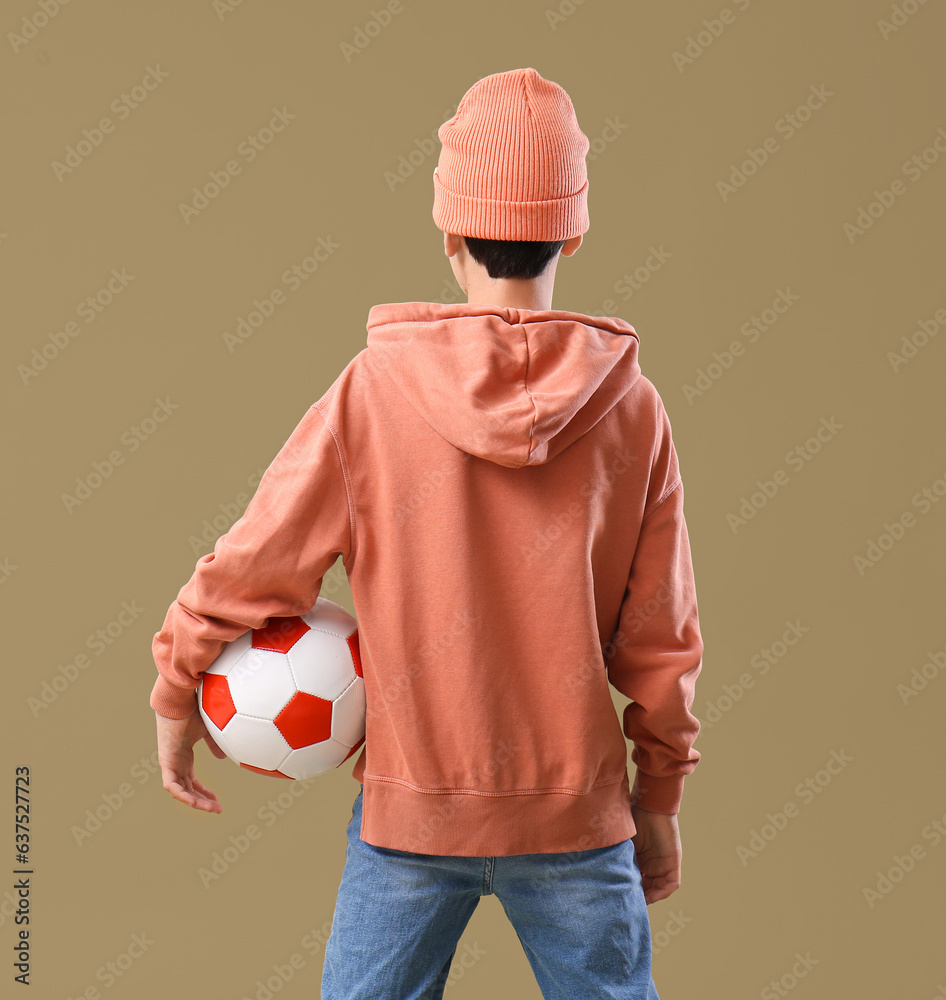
150, 300, 704, 856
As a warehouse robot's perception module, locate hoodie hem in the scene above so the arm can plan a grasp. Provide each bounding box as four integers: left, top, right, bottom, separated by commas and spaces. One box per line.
357, 770, 637, 857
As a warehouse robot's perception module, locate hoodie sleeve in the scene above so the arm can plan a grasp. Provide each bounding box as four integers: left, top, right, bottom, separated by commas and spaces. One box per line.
149, 401, 353, 720
604, 404, 703, 815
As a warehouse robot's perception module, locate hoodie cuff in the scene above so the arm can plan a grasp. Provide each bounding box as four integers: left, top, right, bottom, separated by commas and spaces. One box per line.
630, 769, 685, 814
150, 675, 199, 720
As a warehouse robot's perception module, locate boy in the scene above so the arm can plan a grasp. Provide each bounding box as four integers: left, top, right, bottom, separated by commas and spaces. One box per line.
152, 67, 703, 1000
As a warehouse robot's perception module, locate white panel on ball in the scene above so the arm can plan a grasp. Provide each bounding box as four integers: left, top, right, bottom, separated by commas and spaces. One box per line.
332, 678, 367, 748
280, 739, 351, 779
202, 711, 237, 761
205, 632, 253, 676
287, 630, 355, 701
228, 649, 297, 718
301, 598, 357, 638
224, 715, 291, 771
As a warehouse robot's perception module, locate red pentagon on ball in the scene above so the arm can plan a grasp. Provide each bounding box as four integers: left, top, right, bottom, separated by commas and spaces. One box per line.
240, 762, 293, 779
252, 615, 310, 653
201, 672, 237, 729
275, 691, 334, 748
342, 736, 366, 762
348, 631, 363, 677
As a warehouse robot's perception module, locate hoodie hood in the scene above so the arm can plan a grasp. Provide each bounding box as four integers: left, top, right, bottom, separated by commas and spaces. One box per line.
365, 301, 641, 469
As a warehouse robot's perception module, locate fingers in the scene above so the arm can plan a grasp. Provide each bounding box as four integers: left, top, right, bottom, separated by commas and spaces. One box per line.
640, 873, 681, 905
163, 776, 223, 813
191, 777, 220, 803
643, 885, 676, 905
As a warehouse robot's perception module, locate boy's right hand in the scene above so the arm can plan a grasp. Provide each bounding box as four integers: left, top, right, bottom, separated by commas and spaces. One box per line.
630, 805, 683, 905
155, 709, 228, 813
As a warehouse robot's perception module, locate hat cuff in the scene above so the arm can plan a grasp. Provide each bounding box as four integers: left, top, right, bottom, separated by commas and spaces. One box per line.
432, 170, 588, 241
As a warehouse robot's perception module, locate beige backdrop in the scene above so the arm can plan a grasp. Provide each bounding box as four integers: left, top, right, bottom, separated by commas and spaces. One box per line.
3, 0, 944, 997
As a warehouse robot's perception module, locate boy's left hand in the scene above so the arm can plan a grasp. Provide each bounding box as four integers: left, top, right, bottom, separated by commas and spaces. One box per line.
155, 708, 228, 813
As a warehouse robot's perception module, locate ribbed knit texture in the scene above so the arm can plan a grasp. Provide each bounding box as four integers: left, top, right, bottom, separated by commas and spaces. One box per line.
432, 67, 590, 241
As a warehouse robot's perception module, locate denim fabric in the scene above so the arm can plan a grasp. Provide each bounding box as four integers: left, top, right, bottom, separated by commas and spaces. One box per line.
322, 787, 660, 999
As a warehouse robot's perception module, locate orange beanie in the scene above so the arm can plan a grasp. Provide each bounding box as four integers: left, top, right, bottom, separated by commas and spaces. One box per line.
432, 67, 590, 242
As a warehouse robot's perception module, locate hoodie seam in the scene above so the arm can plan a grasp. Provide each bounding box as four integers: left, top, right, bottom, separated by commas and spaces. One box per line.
368, 316, 639, 338
362, 772, 627, 796
369, 318, 500, 331
314, 396, 358, 567
519, 323, 539, 463
643, 476, 682, 521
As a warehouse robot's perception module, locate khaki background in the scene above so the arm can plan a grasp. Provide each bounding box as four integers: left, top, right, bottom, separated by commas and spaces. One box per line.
3, 0, 944, 997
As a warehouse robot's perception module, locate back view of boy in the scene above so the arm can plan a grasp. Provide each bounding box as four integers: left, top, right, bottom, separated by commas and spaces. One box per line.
151, 67, 703, 1000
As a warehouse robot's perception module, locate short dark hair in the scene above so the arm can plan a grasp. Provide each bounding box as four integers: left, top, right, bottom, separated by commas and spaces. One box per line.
460, 235, 567, 280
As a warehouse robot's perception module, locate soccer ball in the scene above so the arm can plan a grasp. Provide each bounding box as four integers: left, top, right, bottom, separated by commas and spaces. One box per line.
196, 597, 366, 780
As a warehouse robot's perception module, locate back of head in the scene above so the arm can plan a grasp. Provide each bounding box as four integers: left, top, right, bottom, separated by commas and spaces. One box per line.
432, 67, 590, 280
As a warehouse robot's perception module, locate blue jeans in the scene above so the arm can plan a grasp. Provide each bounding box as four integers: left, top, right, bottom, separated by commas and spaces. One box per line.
321, 787, 660, 999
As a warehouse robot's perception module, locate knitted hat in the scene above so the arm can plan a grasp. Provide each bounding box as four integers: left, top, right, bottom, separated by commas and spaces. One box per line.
432, 67, 590, 242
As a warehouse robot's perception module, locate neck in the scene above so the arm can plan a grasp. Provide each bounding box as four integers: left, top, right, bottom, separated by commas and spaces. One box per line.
462, 271, 558, 312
